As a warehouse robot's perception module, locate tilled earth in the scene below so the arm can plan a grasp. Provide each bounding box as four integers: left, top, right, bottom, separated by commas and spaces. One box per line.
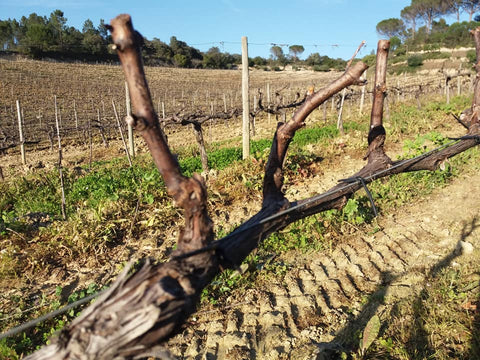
166, 171, 480, 359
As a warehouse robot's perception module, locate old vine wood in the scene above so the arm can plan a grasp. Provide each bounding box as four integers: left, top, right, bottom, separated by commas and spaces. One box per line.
26, 16, 480, 359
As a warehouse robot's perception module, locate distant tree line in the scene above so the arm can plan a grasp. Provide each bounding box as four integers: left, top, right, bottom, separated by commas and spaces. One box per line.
0, 10, 115, 61
0, 9, 349, 71
376, 0, 480, 53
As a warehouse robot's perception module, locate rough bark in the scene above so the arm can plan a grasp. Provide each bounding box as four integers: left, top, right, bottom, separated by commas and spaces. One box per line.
192, 122, 208, 172
25, 18, 480, 360
471, 27, 480, 124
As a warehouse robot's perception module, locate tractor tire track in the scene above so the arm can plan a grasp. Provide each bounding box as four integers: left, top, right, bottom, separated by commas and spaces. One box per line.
167, 172, 480, 359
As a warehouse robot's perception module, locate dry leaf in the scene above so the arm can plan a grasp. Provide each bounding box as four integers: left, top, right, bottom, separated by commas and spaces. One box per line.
461, 301, 479, 312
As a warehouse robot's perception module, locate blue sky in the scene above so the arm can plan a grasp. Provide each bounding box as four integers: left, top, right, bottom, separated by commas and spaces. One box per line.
0, 0, 471, 59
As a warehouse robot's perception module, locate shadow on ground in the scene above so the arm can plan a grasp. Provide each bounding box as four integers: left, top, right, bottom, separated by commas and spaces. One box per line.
315, 217, 479, 360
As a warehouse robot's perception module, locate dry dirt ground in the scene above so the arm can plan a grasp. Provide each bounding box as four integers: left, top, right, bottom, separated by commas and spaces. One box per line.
1, 109, 479, 359
164, 171, 480, 359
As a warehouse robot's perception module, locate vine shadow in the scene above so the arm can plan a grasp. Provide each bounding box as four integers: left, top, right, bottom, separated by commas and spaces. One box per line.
314, 217, 479, 359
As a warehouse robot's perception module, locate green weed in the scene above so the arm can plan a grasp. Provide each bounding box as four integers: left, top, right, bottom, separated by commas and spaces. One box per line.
0, 281, 103, 357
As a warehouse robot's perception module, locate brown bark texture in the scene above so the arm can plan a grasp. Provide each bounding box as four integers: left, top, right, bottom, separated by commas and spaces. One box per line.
25, 15, 480, 360
471, 27, 480, 123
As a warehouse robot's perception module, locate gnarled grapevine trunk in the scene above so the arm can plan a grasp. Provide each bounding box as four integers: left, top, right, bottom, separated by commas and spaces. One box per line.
25, 17, 480, 360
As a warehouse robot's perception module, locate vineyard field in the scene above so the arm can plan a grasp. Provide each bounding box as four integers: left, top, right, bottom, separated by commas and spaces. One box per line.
0, 56, 479, 359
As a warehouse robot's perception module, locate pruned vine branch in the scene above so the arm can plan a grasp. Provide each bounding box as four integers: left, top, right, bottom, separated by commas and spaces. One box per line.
25, 17, 480, 360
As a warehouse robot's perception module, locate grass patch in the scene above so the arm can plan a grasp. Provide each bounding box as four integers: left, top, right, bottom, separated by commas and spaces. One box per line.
365, 259, 480, 359
0, 282, 105, 358
0, 121, 361, 229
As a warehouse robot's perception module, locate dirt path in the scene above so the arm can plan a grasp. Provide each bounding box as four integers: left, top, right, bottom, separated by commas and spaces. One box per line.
166, 170, 480, 359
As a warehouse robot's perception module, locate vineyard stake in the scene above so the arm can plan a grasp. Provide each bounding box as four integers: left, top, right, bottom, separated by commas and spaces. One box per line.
359, 72, 366, 114
252, 94, 257, 137
337, 88, 346, 134
445, 76, 450, 104
267, 82, 271, 124
241, 36, 250, 159
16, 100, 26, 165
112, 100, 133, 167
457, 63, 462, 96
88, 118, 93, 171
125, 81, 135, 158
73, 99, 79, 130
54, 96, 66, 220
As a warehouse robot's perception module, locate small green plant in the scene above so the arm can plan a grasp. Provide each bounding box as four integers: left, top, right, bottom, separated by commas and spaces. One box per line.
262, 216, 326, 254
359, 315, 381, 356
401, 131, 449, 158
200, 255, 259, 304
342, 198, 373, 225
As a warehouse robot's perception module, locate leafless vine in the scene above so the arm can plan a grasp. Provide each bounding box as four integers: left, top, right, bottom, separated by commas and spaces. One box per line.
25, 16, 480, 359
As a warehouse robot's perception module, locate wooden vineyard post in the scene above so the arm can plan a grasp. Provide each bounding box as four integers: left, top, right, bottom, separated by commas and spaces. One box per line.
241, 36, 250, 159
457, 63, 462, 96
359, 72, 366, 114
125, 81, 135, 158
97, 109, 108, 147
209, 103, 213, 142
54, 96, 66, 220
385, 93, 390, 120
252, 94, 257, 137
193, 123, 209, 173
73, 100, 78, 129
156, 100, 165, 138
16, 100, 26, 165
112, 100, 133, 167
73, 99, 80, 143
337, 88, 346, 134
88, 118, 93, 171
445, 75, 450, 104
267, 82, 271, 123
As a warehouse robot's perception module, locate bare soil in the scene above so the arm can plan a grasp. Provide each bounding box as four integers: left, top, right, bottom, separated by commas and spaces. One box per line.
165, 169, 480, 359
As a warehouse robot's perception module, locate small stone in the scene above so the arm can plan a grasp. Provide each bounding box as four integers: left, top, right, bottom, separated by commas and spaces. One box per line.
455, 240, 474, 255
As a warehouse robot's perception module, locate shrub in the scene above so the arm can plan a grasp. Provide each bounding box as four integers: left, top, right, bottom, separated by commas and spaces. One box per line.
407, 55, 423, 67
423, 43, 440, 52
313, 64, 330, 72
422, 51, 450, 60
173, 54, 189, 68
394, 45, 406, 56
251, 56, 266, 66
467, 49, 476, 64
361, 54, 376, 67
